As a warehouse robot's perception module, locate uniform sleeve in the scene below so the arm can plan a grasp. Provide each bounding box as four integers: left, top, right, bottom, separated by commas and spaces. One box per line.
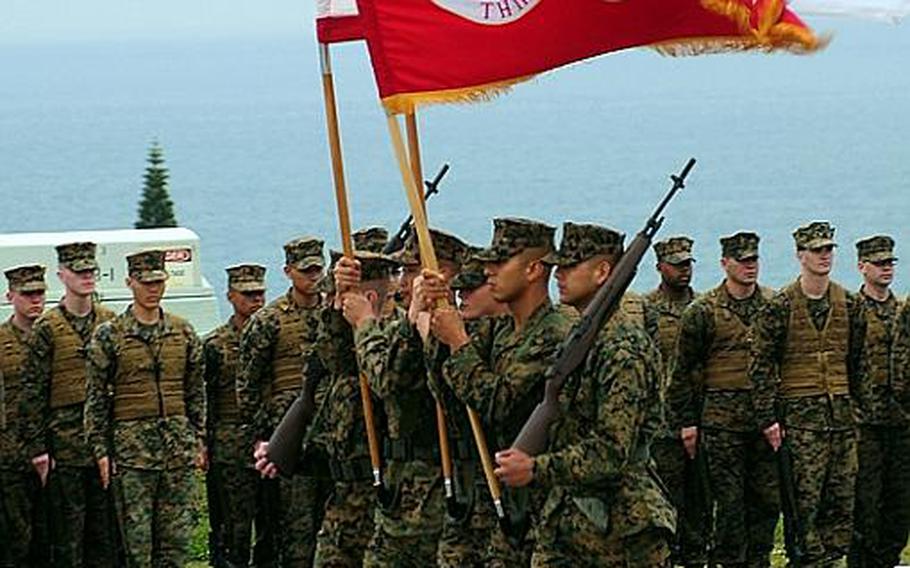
19, 318, 54, 458
846, 293, 869, 405
442, 314, 566, 426
237, 313, 277, 439
353, 314, 426, 398
183, 326, 206, 444
535, 332, 657, 488
748, 296, 790, 430
893, 301, 910, 413
668, 302, 712, 430
202, 336, 221, 438
84, 324, 115, 461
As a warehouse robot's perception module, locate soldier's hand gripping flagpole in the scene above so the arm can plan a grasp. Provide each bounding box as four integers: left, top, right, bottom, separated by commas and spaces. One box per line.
385, 110, 506, 519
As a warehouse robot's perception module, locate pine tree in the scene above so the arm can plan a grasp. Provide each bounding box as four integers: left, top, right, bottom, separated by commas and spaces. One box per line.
135, 140, 178, 229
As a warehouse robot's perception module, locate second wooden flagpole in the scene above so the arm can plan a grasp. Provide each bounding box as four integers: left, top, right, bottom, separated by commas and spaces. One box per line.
402, 109, 456, 501
385, 111, 505, 518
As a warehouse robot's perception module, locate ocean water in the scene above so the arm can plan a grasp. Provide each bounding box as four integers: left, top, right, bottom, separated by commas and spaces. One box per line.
1, 18, 908, 317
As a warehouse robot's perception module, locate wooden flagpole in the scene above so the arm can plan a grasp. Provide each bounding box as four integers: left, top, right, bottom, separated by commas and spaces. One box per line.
405, 111, 424, 212
402, 109, 456, 501
320, 43, 383, 487
385, 111, 505, 518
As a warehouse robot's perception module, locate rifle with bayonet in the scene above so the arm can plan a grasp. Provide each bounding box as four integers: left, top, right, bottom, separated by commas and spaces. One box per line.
383, 163, 449, 255
512, 158, 696, 456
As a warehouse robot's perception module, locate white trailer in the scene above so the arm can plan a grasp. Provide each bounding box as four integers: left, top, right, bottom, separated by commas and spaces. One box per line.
0, 227, 221, 335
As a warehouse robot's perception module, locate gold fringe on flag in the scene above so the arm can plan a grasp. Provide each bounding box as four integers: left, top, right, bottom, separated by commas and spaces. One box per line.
697, 0, 828, 52
382, 74, 536, 114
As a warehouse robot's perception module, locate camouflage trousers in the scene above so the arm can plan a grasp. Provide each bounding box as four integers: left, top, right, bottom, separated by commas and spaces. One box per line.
208, 463, 276, 568
788, 427, 857, 566
276, 473, 333, 567
437, 467, 496, 568
848, 425, 910, 568
652, 436, 706, 565
533, 491, 671, 568
362, 459, 445, 567
703, 429, 779, 568
437, 474, 530, 568
47, 464, 119, 567
112, 466, 196, 567
0, 469, 49, 567
314, 480, 375, 567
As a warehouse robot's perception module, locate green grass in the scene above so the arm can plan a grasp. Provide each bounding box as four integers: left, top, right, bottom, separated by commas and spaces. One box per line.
184, 473, 910, 567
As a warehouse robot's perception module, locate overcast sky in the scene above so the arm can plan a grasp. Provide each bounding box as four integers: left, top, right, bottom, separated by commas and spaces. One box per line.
1, 0, 318, 44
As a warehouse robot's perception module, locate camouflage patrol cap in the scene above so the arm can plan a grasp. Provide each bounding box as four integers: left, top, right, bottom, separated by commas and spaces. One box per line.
352, 227, 389, 254
395, 229, 469, 267
127, 250, 168, 283
226, 263, 267, 292
856, 235, 897, 263
56, 241, 99, 271
450, 246, 486, 291
284, 236, 325, 271
720, 231, 760, 261
793, 221, 837, 250
474, 218, 556, 263
4, 264, 47, 293
545, 222, 625, 267
654, 236, 695, 264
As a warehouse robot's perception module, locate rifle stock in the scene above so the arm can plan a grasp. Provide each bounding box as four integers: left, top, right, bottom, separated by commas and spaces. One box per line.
512, 158, 696, 455
266, 372, 322, 476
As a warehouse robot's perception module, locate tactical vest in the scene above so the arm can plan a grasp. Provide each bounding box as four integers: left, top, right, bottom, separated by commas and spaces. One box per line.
0, 323, 28, 430
113, 314, 190, 421
47, 305, 115, 409
779, 281, 850, 398
862, 296, 896, 387
621, 294, 646, 328
214, 329, 242, 421
703, 285, 770, 391
271, 299, 311, 396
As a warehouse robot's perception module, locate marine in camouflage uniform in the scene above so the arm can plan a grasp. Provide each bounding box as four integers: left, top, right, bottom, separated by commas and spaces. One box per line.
1, 265, 48, 567
203, 264, 271, 567
668, 232, 779, 567
19, 242, 118, 567
427, 218, 575, 566
643, 235, 706, 566
309, 240, 398, 568
84, 249, 207, 567
237, 237, 333, 567
847, 235, 910, 568
495, 221, 675, 567
339, 228, 469, 567
434, 246, 508, 567
750, 222, 865, 566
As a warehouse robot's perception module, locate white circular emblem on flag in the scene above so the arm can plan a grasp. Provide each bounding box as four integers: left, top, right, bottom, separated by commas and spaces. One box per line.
430, 0, 544, 25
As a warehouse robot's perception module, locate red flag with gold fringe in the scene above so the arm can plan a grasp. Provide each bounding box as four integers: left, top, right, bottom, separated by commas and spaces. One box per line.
357, 0, 824, 113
